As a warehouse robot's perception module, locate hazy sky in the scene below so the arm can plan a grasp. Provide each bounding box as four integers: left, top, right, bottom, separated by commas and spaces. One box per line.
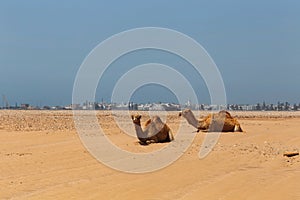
1, 0, 300, 106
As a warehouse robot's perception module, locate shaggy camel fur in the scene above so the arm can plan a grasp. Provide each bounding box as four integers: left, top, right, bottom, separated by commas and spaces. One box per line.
131, 114, 174, 145
179, 109, 243, 132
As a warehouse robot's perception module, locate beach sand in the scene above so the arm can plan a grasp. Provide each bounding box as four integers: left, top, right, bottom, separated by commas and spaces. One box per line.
1, 110, 300, 200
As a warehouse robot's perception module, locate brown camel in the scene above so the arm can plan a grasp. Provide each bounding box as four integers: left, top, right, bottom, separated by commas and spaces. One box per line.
179, 109, 243, 132
131, 114, 174, 145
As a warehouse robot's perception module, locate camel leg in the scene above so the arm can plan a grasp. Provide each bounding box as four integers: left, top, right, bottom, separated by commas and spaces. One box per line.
168, 130, 174, 141
234, 124, 243, 132
146, 139, 156, 145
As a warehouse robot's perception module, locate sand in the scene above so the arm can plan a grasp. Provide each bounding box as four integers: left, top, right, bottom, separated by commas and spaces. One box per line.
1, 110, 300, 200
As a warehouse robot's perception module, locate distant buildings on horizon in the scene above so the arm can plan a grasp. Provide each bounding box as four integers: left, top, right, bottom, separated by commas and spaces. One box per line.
1, 101, 299, 111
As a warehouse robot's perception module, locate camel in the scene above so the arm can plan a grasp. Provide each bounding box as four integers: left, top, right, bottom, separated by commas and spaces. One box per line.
179, 109, 243, 132
131, 114, 174, 145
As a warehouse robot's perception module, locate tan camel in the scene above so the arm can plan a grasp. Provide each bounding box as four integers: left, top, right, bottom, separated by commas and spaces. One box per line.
179, 109, 243, 132
131, 114, 174, 145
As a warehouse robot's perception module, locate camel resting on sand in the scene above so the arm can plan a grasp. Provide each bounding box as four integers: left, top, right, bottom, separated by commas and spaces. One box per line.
131, 114, 174, 145
179, 109, 243, 132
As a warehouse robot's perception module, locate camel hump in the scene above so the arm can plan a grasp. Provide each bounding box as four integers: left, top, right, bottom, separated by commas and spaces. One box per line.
152, 116, 163, 123
151, 116, 165, 130
219, 110, 232, 116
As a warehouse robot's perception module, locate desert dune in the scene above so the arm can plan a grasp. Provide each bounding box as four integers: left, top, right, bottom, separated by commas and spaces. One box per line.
0, 110, 300, 199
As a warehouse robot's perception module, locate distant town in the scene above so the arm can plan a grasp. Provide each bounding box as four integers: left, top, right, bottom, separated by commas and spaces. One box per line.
1, 96, 300, 112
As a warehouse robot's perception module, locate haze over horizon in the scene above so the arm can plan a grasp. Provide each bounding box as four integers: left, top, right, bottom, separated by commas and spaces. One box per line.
1, 1, 300, 106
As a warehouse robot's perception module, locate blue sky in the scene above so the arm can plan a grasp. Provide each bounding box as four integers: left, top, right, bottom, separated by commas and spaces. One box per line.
1, 0, 300, 106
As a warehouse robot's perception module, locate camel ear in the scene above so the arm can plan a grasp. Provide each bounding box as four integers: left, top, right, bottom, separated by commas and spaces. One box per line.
131, 115, 134, 120
137, 115, 142, 119
178, 111, 182, 117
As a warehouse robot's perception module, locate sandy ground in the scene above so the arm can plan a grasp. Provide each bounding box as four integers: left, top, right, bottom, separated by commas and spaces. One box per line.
0, 110, 300, 200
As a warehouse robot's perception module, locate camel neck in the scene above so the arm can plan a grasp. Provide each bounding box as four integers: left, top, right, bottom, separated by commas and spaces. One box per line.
185, 112, 199, 129
133, 121, 141, 126
133, 123, 146, 139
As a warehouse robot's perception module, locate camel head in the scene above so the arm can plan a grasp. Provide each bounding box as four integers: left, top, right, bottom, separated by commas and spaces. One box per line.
131, 114, 142, 125
179, 109, 201, 131
178, 109, 193, 118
